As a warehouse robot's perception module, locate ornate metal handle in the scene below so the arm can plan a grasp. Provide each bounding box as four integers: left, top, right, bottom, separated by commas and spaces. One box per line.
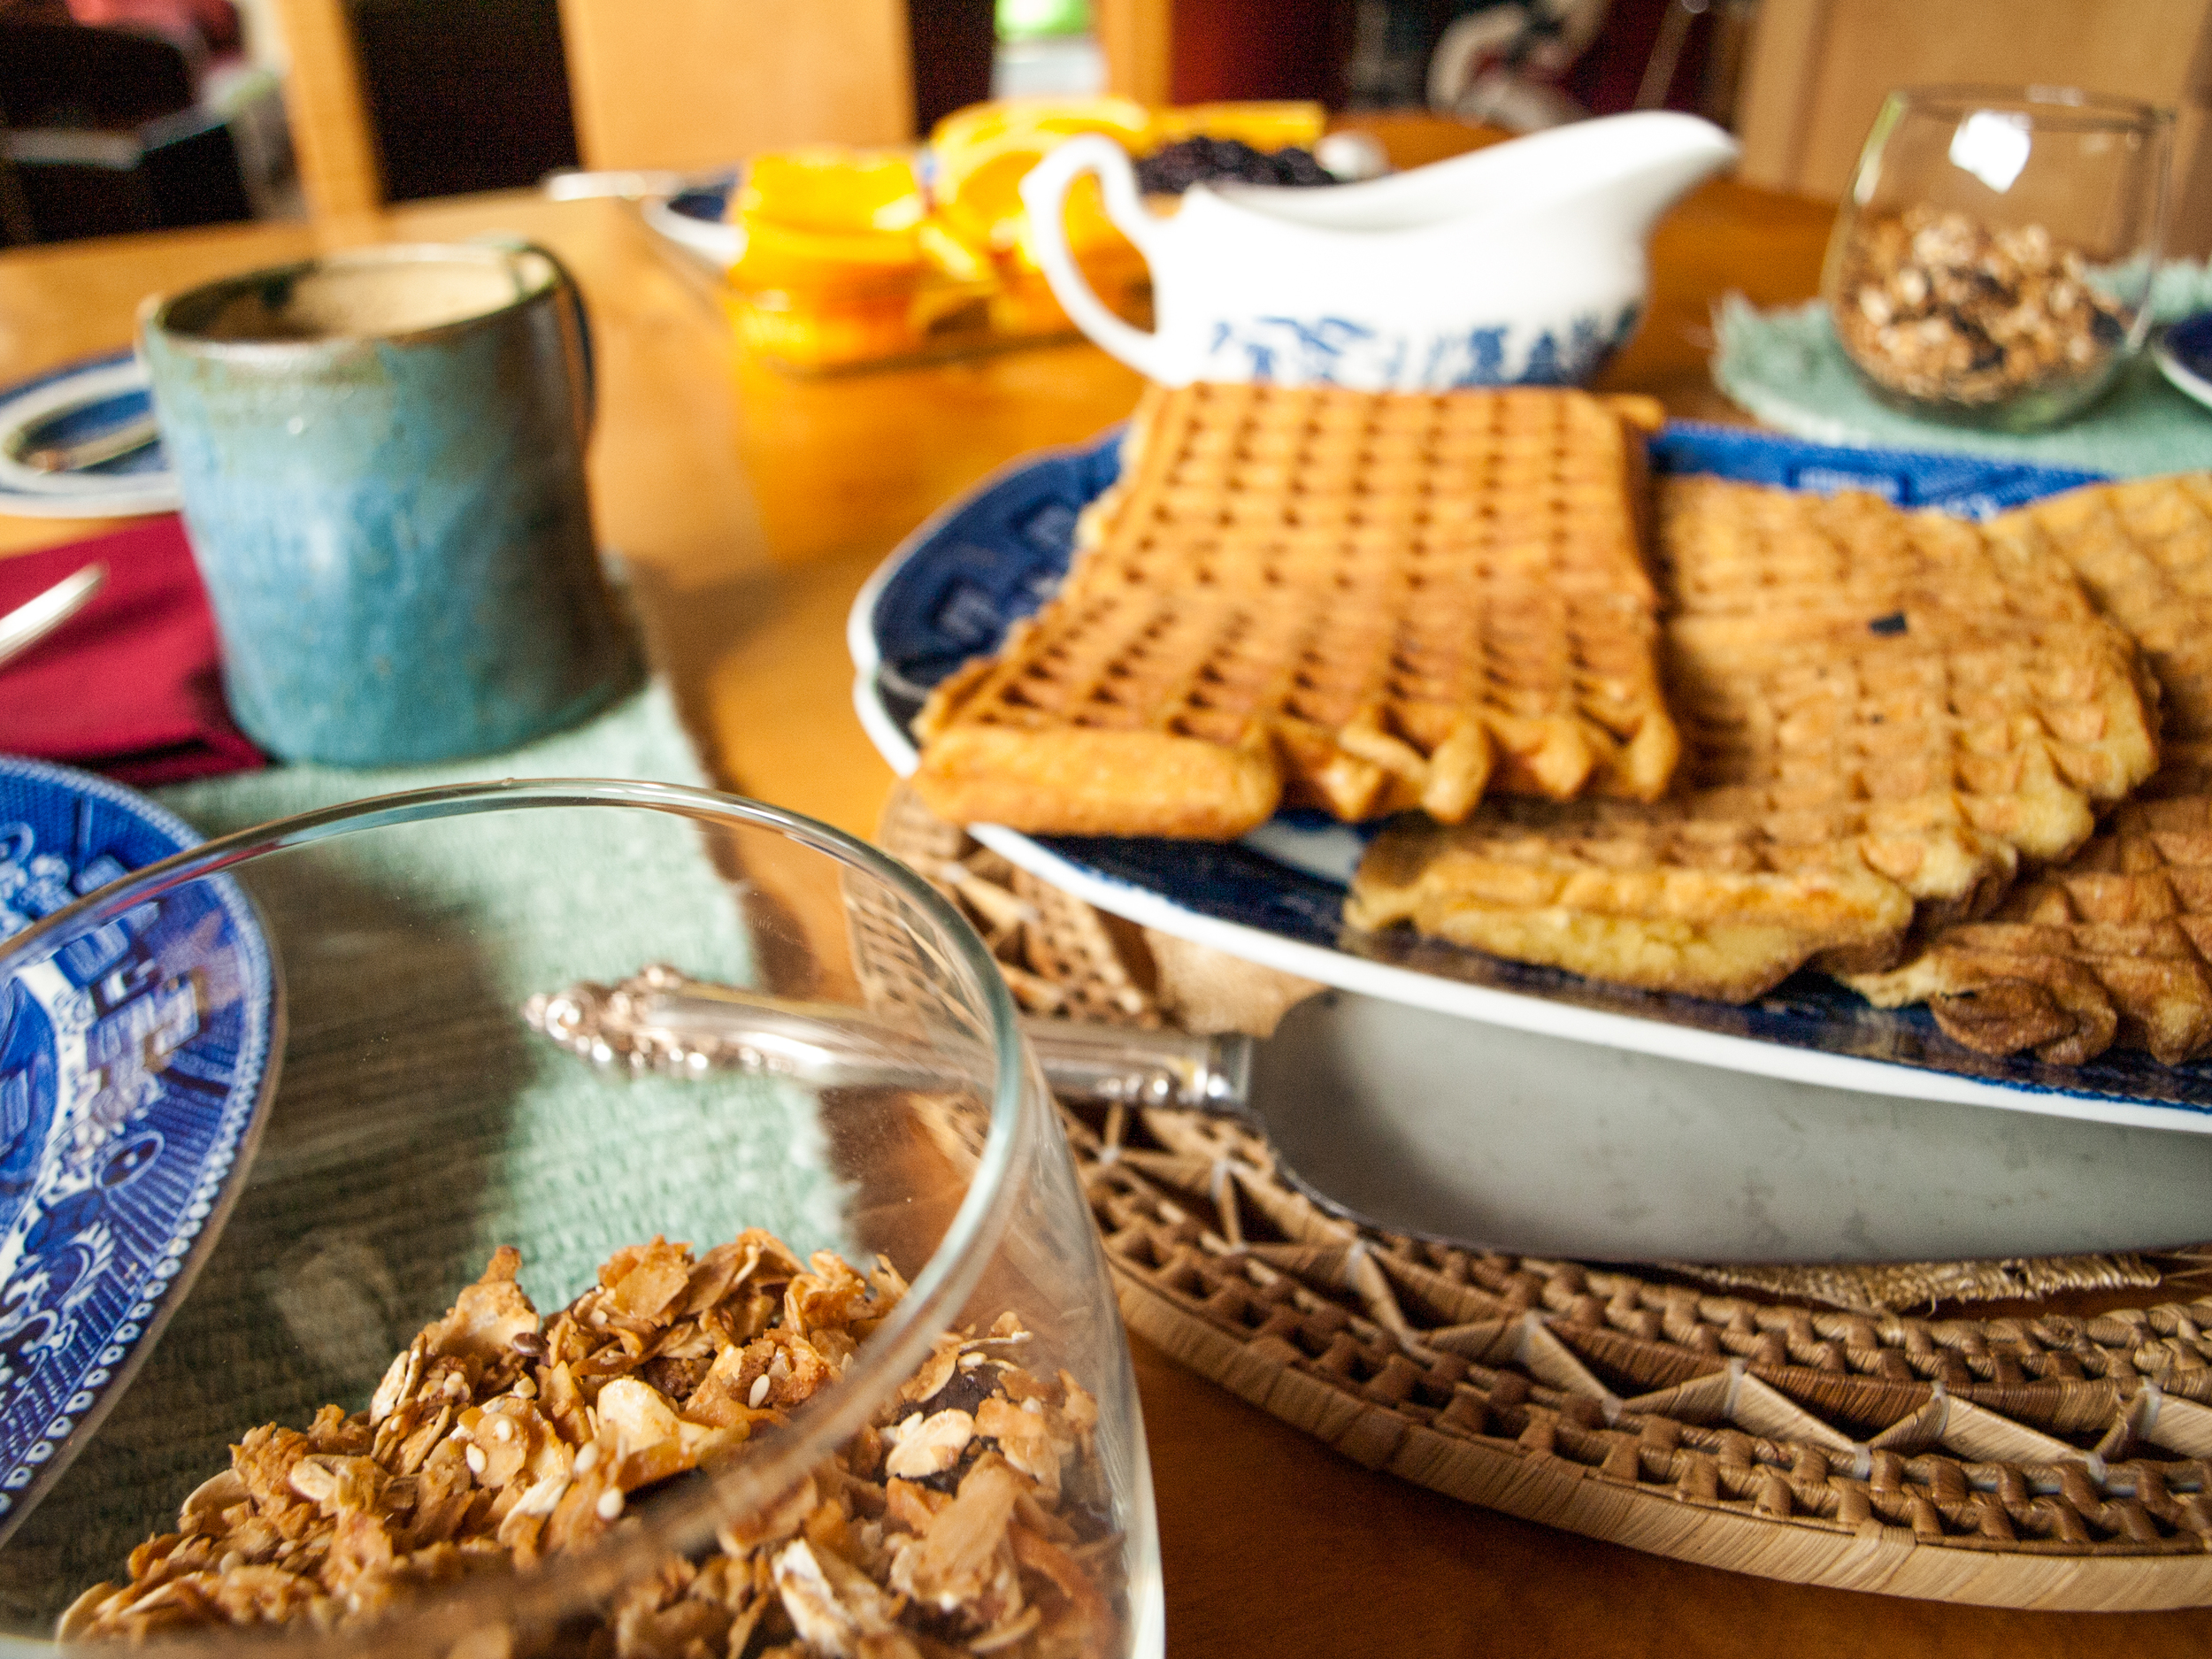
524, 964, 1250, 1113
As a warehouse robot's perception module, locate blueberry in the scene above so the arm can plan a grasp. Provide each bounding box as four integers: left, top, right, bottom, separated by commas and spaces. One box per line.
1132, 137, 1345, 196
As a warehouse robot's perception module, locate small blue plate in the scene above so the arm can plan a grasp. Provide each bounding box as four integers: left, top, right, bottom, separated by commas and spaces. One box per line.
0, 353, 179, 521
2154, 311, 2212, 414
844, 421, 2212, 1133
0, 756, 276, 1543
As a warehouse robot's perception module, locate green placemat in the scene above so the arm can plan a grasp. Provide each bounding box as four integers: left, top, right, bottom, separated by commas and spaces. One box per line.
0, 684, 844, 1626
1712, 264, 2212, 478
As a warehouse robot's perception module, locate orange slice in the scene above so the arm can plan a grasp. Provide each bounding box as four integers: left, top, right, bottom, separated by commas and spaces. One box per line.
727, 288, 922, 369
916, 212, 995, 285
735, 147, 925, 234
929, 96, 1152, 175
730, 217, 924, 293
931, 96, 1151, 255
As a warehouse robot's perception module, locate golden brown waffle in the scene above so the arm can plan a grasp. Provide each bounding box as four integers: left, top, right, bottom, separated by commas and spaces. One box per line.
1348, 798, 1920, 1002
910, 382, 1678, 838
1850, 475, 2212, 1064
1658, 472, 2102, 626
1349, 477, 2162, 1003
1990, 473, 2212, 758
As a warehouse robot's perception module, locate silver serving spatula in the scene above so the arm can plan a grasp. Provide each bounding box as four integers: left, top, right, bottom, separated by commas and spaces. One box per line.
523, 966, 2212, 1265
522, 964, 1250, 1113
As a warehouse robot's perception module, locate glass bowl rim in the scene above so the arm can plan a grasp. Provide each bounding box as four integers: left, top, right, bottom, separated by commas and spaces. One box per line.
1, 776, 1042, 1655
1878, 83, 2174, 132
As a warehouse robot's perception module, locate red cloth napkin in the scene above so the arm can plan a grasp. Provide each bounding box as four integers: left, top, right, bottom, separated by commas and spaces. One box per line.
0, 515, 264, 786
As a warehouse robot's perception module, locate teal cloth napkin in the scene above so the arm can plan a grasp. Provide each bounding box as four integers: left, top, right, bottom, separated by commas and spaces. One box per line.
0, 683, 843, 1625
1711, 264, 2212, 478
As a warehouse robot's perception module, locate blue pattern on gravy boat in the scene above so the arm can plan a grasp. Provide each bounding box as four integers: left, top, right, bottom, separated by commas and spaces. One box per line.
861, 422, 2212, 1116
0, 757, 275, 1544
1201, 304, 1642, 388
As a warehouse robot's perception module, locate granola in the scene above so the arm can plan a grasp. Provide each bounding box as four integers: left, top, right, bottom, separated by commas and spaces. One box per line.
1832, 204, 2131, 408
60, 1234, 1118, 1659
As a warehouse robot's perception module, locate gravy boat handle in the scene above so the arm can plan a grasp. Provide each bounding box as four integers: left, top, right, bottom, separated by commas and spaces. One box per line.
1018, 134, 1183, 383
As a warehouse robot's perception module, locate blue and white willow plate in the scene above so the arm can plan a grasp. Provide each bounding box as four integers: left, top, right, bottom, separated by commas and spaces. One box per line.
0, 757, 275, 1543
839, 420, 2212, 1135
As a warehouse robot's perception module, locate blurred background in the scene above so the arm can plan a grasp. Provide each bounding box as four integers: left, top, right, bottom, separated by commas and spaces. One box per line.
1, 0, 2207, 254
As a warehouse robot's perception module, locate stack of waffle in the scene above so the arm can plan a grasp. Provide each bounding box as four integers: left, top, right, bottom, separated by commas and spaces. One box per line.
1847, 478, 2212, 1064
1350, 476, 2160, 1001
909, 379, 2212, 1069
912, 382, 1680, 837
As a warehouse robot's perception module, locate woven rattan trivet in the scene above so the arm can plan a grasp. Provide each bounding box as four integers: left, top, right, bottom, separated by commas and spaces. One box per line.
877, 787, 2212, 1609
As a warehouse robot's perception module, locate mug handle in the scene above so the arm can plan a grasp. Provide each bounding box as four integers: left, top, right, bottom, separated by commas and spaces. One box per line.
476, 234, 596, 442
1018, 134, 1183, 383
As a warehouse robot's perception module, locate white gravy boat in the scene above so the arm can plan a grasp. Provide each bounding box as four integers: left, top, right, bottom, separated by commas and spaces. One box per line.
1019, 111, 1740, 390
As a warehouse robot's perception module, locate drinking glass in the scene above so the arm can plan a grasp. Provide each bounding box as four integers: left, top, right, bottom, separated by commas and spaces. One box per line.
1823, 85, 2172, 429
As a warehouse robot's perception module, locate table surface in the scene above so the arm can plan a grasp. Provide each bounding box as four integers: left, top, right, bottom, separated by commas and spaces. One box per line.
3, 116, 2203, 1654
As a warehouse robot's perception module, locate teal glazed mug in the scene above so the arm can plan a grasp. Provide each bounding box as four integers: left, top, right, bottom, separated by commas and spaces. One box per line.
139, 242, 639, 765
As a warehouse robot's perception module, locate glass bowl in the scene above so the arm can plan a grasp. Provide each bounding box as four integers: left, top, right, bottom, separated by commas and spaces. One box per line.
1821, 85, 2173, 430
0, 779, 1161, 1656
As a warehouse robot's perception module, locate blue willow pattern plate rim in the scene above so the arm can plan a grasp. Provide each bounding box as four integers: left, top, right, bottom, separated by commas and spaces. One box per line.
0, 352, 180, 521
843, 419, 2212, 1132
0, 755, 277, 1544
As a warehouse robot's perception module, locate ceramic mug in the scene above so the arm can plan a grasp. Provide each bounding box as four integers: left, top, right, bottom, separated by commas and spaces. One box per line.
139, 242, 638, 766
1018, 114, 1740, 391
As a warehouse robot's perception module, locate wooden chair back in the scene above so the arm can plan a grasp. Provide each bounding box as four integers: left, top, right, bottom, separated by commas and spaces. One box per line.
1096, 0, 1171, 105
557, 0, 913, 173
267, 0, 381, 216
270, 0, 915, 218
1737, 0, 2212, 255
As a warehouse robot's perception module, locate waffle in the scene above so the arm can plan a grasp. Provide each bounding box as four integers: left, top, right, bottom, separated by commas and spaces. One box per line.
1348, 477, 2162, 1002
910, 382, 1679, 838
1657, 472, 2102, 626
1348, 797, 1920, 1003
1849, 475, 2212, 1064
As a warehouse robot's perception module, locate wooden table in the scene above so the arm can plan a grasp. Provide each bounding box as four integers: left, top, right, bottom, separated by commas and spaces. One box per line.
3, 119, 2202, 1655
